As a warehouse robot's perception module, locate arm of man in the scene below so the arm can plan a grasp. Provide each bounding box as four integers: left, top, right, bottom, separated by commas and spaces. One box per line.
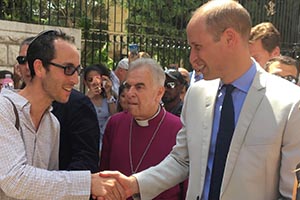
0, 97, 91, 199
0, 96, 124, 199
130, 97, 191, 199
280, 100, 300, 198
91, 173, 126, 200
100, 125, 190, 199
99, 171, 140, 198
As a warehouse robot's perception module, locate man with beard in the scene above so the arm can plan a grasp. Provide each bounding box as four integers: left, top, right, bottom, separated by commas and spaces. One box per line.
162, 68, 186, 117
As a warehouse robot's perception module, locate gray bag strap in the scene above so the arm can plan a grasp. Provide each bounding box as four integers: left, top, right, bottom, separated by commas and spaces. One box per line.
3, 96, 20, 130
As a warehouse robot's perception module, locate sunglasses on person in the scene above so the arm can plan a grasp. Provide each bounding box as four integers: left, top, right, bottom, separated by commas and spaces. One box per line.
16, 56, 27, 65
47, 61, 82, 76
281, 75, 298, 84
165, 82, 177, 89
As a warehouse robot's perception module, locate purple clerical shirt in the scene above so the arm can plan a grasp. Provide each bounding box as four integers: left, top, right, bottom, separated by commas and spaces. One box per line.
100, 108, 186, 200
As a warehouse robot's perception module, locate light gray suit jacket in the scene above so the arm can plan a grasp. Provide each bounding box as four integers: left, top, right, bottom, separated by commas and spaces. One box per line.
134, 67, 300, 200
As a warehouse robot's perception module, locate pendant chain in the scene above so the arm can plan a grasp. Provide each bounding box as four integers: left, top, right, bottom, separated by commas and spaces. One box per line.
129, 109, 166, 174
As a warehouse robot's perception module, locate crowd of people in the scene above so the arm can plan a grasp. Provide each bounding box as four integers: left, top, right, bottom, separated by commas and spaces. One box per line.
1, 0, 300, 199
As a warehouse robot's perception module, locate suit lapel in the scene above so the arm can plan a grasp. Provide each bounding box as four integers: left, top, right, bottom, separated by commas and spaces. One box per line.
221, 68, 267, 196
199, 80, 220, 189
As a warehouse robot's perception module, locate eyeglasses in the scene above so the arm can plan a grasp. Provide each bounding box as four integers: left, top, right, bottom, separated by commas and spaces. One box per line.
165, 82, 176, 89
281, 75, 298, 84
16, 56, 27, 65
276, 74, 298, 84
47, 61, 82, 76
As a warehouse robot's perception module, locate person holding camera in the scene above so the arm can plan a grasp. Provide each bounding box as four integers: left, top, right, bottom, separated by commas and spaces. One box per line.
83, 63, 117, 156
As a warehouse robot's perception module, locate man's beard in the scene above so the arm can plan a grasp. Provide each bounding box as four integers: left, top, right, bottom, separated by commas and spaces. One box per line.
162, 94, 177, 103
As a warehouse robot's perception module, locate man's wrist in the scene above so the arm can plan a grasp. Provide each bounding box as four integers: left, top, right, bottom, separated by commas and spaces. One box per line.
129, 175, 140, 197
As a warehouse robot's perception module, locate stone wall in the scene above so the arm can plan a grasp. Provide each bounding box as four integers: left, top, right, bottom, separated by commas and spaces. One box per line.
0, 20, 81, 72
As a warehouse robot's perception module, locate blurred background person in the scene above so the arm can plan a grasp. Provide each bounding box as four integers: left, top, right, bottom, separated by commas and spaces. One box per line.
249, 22, 281, 68
162, 68, 186, 117
178, 67, 190, 101
13, 37, 34, 89
83, 63, 117, 155
265, 55, 299, 85
128, 51, 151, 64
111, 57, 129, 95
0, 70, 14, 92
116, 83, 128, 112
178, 67, 190, 84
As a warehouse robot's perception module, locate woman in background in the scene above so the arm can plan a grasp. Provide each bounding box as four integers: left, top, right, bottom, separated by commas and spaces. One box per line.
83, 64, 117, 155
116, 83, 128, 112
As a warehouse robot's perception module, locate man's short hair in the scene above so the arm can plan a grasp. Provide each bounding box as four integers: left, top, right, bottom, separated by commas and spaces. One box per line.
27, 29, 75, 78
20, 37, 35, 49
249, 22, 281, 53
117, 58, 129, 70
193, 0, 252, 42
129, 58, 165, 87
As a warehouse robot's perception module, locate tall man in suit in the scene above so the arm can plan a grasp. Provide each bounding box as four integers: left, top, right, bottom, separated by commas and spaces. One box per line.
100, 1, 300, 200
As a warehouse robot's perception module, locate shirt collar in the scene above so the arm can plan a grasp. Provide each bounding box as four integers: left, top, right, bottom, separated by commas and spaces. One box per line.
135, 106, 161, 127
220, 60, 257, 93
1, 88, 53, 112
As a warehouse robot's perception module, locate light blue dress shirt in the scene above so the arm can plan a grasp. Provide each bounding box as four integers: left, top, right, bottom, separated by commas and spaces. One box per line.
202, 62, 257, 200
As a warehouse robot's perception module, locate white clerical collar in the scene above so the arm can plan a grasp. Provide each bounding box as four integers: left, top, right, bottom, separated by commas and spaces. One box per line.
135, 106, 161, 127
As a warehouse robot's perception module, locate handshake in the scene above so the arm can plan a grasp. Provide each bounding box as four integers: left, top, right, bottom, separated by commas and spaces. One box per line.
91, 171, 139, 200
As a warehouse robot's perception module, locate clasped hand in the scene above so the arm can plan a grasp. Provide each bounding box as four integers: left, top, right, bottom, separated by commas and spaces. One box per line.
91, 171, 138, 200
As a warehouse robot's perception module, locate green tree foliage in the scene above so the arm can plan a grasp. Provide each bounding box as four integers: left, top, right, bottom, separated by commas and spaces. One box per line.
241, 0, 300, 56
118, 0, 205, 69
0, 0, 111, 68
